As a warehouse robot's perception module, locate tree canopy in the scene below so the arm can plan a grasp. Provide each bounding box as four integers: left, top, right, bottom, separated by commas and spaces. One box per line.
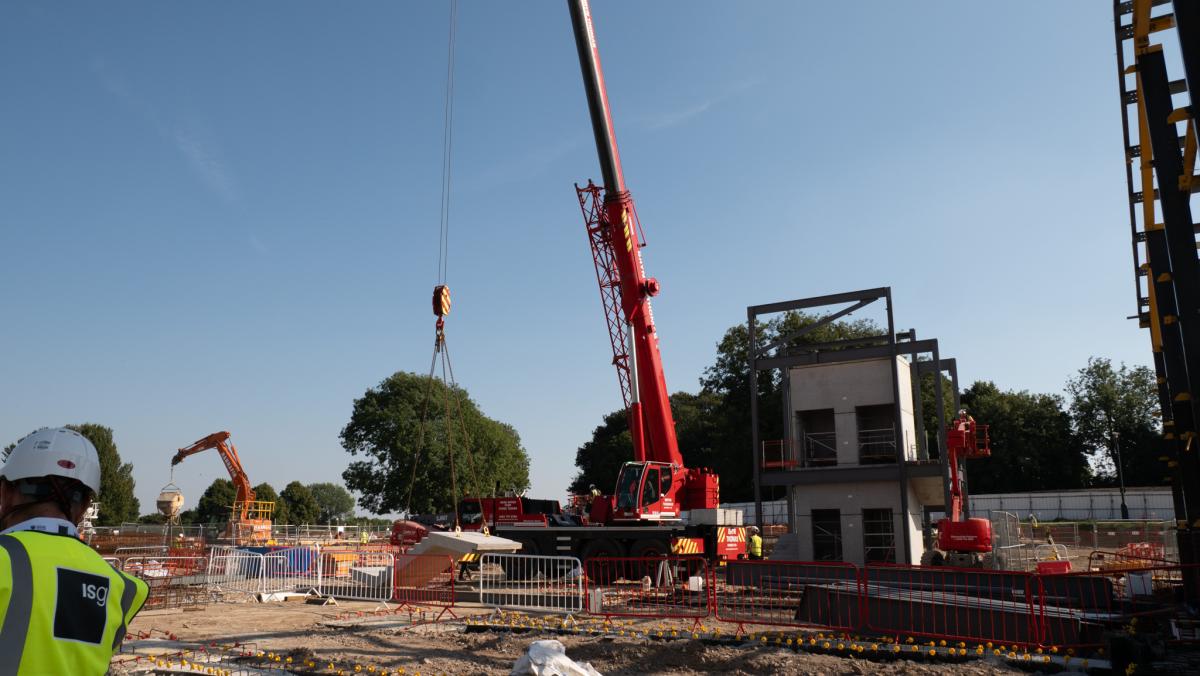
341, 371, 530, 514
1066, 358, 1163, 487
281, 481, 319, 524
308, 482, 356, 524
194, 478, 236, 525
959, 381, 1090, 493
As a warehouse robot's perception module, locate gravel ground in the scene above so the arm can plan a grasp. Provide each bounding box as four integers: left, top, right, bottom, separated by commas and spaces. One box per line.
116, 601, 1039, 675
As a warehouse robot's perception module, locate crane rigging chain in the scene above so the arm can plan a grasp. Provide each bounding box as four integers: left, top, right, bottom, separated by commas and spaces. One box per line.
402, 0, 487, 533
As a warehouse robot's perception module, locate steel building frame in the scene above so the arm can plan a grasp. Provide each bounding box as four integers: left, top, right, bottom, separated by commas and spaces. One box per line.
1113, 0, 1200, 590
747, 287, 957, 564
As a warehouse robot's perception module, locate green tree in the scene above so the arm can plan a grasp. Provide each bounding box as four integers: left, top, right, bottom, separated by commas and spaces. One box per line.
281, 481, 319, 525
195, 478, 237, 525
341, 371, 531, 514
137, 513, 168, 525
308, 482, 356, 524
67, 424, 139, 526
1066, 357, 1163, 487
252, 482, 289, 524
569, 408, 633, 495
959, 381, 1090, 493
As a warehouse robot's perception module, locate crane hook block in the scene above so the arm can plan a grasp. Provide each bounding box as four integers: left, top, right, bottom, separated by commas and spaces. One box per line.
433, 285, 452, 317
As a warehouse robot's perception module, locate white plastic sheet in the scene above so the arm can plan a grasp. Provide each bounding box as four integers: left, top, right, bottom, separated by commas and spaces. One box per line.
510, 640, 601, 676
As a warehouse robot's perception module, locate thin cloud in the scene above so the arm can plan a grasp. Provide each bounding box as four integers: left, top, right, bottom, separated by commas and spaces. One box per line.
642, 77, 763, 131
90, 57, 237, 203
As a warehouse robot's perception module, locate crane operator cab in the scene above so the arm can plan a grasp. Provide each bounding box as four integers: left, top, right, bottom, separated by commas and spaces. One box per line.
612, 461, 680, 521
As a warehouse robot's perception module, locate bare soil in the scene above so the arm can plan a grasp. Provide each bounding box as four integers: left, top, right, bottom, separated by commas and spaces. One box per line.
117, 601, 1033, 675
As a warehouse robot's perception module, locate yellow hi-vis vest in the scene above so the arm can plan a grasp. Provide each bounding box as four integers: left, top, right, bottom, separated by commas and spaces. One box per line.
0, 531, 148, 675
748, 534, 763, 558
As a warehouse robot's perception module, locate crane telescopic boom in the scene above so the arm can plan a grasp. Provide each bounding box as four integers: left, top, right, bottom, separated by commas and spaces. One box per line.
569, 0, 719, 522
568, 0, 680, 468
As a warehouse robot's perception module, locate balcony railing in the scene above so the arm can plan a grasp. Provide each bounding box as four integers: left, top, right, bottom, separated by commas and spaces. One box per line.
760, 439, 797, 470
803, 432, 838, 467
858, 427, 897, 464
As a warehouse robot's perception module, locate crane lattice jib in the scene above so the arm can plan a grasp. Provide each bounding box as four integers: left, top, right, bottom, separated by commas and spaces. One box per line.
577, 182, 633, 413
569, 0, 682, 468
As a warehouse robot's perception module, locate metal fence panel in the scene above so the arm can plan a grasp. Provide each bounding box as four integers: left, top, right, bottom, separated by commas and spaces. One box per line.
319, 549, 394, 602
584, 557, 709, 619
863, 564, 1040, 647
480, 553, 583, 613
205, 547, 264, 597
260, 545, 322, 596
714, 560, 859, 631
392, 553, 457, 609
122, 556, 211, 610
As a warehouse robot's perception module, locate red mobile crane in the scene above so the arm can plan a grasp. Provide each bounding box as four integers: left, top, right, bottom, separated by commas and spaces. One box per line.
569, 0, 719, 526
924, 414, 993, 567
394, 0, 740, 562
172, 431, 274, 544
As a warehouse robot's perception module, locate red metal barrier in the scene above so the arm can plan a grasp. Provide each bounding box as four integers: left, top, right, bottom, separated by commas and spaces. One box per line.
713, 559, 860, 633
584, 556, 709, 621
1035, 563, 1197, 649
863, 563, 1039, 648
392, 553, 457, 618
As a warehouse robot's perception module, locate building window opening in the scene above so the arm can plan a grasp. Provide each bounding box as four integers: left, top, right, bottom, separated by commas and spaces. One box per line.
812, 509, 843, 561
863, 508, 896, 563
798, 409, 837, 467
857, 404, 896, 464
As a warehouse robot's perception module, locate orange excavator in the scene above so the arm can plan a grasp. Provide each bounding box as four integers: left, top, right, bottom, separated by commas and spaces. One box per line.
171, 431, 273, 544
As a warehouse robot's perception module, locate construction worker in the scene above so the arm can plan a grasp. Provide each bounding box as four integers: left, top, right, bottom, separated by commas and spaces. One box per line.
747, 526, 763, 560
0, 427, 148, 675
589, 484, 601, 498
359, 528, 370, 545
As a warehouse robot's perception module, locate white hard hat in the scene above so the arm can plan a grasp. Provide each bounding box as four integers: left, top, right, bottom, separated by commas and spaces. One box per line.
1, 427, 102, 494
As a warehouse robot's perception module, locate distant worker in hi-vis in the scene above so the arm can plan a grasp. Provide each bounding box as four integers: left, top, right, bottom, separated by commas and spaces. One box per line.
0, 427, 148, 675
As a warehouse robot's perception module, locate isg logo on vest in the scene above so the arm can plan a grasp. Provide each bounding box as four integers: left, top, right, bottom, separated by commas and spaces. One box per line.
54, 568, 111, 645
81, 581, 109, 606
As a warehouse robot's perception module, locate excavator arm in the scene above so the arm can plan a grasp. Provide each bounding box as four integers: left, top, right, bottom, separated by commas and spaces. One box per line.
172, 431, 256, 507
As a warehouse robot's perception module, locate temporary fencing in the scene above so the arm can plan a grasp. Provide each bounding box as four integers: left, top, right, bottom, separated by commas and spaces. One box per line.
261, 546, 322, 596
714, 560, 860, 632
862, 563, 1040, 647
319, 549, 394, 602
392, 553, 457, 614
206, 546, 270, 598
574, 557, 1198, 651
480, 553, 584, 613
1036, 564, 1198, 649
122, 556, 211, 609
584, 556, 709, 621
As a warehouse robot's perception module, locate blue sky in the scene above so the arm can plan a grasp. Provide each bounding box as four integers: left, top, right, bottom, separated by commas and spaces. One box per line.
0, 1, 1164, 516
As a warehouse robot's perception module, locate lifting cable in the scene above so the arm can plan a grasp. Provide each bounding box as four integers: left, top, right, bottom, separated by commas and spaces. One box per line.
403, 0, 487, 532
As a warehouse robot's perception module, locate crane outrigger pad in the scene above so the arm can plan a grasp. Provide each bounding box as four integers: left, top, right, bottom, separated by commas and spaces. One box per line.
398, 531, 521, 587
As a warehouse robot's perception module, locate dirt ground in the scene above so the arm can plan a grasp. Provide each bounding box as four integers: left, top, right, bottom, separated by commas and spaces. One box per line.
115, 600, 1036, 675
